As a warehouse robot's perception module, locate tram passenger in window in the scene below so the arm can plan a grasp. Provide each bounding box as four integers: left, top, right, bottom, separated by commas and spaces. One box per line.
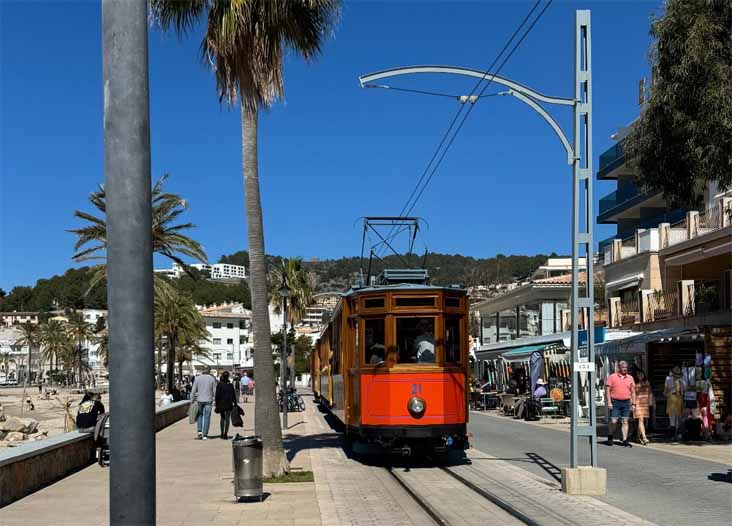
365, 321, 386, 364
414, 318, 435, 363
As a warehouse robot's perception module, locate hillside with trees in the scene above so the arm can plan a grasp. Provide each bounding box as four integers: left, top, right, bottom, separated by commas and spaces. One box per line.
1, 251, 555, 313
0, 266, 251, 313
220, 250, 555, 292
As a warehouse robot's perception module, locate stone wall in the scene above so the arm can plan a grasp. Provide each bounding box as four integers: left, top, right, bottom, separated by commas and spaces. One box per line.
0, 400, 190, 507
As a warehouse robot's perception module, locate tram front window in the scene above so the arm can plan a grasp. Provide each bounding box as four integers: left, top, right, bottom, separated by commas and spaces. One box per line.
364, 318, 386, 365
397, 317, 435, 364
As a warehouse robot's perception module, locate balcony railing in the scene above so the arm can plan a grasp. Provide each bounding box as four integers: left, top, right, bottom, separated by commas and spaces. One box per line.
598, 181, 658, 218
604, 199, 730, 266
620, 297, 640, 326
646, 289, 679, 321
611, 281, 727, 327
598, 143, 625, 178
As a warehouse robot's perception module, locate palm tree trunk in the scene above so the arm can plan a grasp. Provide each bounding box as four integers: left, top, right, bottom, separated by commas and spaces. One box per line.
167, 334, 176, 393
242, 103, 287, 477
27, 345, 33, 385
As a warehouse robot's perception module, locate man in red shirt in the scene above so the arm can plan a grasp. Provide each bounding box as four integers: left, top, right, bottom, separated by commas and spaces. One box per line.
605, 361, 636, 447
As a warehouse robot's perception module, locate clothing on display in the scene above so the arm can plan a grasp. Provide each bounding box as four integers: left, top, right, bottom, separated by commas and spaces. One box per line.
665, 373, 685, 419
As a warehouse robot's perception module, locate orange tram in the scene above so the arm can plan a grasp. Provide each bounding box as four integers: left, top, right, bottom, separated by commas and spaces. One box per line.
310, 270, 470, 458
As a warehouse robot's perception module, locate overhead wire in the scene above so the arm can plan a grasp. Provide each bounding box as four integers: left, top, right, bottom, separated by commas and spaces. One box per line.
404, 0, 555, 218
375, 0, 546, 257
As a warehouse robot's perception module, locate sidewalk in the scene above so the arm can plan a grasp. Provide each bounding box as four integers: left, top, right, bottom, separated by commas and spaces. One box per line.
2, 392, 661, 526
471, 409, 732, 465
1, 396, 320, 526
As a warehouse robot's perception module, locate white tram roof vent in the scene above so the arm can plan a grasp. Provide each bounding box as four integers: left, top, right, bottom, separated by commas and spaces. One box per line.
378, 268, 430, 286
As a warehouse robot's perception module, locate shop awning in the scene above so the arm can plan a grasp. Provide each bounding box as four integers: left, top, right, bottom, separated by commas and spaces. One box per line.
501, 342, 564, 363
595, 328, 698, 357
606, 273, 644, 292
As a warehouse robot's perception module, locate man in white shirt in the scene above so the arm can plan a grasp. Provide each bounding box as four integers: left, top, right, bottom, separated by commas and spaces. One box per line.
240, 372, 252, 402
414, 319, 435, 363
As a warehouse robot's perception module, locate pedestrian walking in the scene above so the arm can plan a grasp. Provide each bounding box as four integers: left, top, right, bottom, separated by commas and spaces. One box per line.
191, 367, 217, 440
634, 370, 654, 444
240, 372, 251, 402
231, 374, 241, 404
215, 372, 236, 439
606, 361, 636, 447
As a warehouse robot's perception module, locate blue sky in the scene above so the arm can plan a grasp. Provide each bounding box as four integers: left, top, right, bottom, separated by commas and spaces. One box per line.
0, 0, 661, 290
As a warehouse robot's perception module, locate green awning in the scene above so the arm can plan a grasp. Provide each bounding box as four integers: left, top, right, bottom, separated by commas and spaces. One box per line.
501, 342, 564, 362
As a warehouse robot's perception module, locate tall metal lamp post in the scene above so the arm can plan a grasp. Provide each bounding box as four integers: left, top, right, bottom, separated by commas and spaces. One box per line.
278, 281, 290, 429
358, 10, 599, 480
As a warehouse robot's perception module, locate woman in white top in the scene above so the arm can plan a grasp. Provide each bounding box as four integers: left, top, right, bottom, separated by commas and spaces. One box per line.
159, 387, 174, 407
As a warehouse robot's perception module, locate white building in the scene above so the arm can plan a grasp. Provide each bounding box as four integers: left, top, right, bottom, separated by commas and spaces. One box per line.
0, 311, 40, 328
154, 262, 248, 282
0, 327, 25, 382
194, 303, 253, 375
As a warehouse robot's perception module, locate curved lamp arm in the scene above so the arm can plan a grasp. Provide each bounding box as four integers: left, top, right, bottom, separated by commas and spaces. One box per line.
359, 65, 576, 164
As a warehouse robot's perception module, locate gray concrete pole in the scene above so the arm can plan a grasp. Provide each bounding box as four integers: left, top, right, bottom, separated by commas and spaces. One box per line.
281, 300, 288, 429
102, 1, 156, 524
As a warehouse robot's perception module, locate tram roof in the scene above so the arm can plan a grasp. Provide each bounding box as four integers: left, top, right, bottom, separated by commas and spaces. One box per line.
343, 283, 467, 297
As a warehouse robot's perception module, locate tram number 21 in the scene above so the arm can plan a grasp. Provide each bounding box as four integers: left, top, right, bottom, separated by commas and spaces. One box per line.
411, 383, 422, 395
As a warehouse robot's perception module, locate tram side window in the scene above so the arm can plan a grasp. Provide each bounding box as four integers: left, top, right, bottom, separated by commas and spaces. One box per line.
445, 317, 461, 363
396, 317, 435, 364
364, 318, 386, 365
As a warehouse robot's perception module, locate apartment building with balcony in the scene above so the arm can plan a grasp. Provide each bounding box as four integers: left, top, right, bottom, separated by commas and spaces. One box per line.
598, 123, 731, 313
597, 128, 732, 427
195, 303, 253, 375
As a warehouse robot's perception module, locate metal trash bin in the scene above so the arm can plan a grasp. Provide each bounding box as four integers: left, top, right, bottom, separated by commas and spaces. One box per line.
232, 435, 263, 500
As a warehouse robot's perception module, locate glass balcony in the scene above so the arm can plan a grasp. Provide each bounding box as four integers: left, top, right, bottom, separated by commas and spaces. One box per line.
598, 143, 625, 179
598, 181, 645, 217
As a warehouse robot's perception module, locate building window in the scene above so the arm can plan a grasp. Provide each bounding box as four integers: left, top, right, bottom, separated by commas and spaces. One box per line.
239, 335, 247, 344
213, 353, 221, 360
213, 322, 221, 329
227, 322, 234, 329
227, 353, 234, 360
227, 338, 233, 345
239, 320, 246, 330
213, 338, 221, 344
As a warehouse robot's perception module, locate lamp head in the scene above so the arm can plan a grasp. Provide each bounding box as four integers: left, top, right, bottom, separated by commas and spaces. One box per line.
278, 281, 291, 298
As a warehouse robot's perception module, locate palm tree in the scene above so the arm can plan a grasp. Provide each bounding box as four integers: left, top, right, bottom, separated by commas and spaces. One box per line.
39, 319, 72, 385
154, 287, 206, 392
150, 0, 341, 477
97, 332, 109, 369
15, 322, 41, 385
70, 173, 208, 292
269, 258, 316, 325
177, 341, 211, 381
66, 312, 96, 387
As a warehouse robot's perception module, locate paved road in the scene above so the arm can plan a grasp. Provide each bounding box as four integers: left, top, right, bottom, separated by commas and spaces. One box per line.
469, 412, 732, 526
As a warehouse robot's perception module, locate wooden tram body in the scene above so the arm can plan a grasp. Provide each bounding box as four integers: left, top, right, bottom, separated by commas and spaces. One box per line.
311, 279, 469, 456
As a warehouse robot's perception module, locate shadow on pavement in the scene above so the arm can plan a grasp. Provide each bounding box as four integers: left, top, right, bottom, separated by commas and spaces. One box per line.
525, 452, 562, 482
283, 432, 343, 463
707, 470, 731, 483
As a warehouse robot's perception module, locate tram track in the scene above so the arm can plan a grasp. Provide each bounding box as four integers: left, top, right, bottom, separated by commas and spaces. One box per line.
385, 461, 538, 526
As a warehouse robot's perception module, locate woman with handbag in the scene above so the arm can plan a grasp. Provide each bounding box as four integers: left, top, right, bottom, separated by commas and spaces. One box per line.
214, 372, 236, 439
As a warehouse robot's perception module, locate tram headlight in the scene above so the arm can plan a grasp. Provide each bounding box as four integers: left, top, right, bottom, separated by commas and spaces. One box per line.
408, 396, 426, 418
